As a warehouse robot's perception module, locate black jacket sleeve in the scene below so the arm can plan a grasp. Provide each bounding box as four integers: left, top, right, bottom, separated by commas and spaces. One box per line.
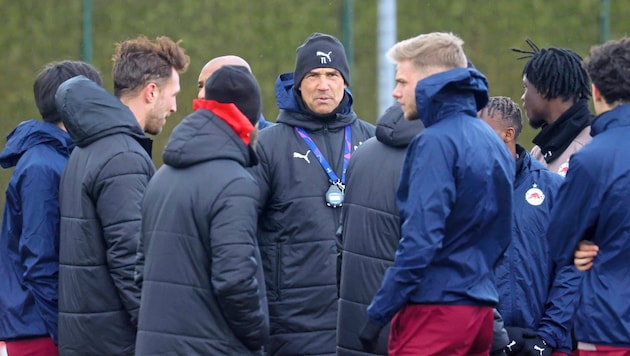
94, 151, 152, 327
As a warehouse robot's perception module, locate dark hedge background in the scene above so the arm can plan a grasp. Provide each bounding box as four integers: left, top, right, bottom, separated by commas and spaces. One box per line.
1, 0, 629, 212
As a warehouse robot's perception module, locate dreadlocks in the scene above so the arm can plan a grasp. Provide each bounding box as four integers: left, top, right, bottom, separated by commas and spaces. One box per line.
513, 39, 591, 102
480, 96, 524, 138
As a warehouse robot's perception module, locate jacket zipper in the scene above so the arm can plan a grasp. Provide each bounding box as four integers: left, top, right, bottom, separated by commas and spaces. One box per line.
274, 241, 283, 301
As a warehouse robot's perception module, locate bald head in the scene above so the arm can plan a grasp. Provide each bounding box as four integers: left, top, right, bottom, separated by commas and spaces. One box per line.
197, 55, 252, 99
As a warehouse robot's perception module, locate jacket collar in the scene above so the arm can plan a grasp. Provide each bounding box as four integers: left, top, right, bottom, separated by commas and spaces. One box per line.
193, 99, 255, 145
591, 103, 630, 137
532, 99, 593, 163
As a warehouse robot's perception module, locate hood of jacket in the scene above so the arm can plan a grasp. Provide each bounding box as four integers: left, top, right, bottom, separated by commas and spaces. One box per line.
55, 76, 150, 149
163, 104, 257, 169
0, 119, 73, 168
273, 72, 357, 130
416, 67, 489, 128
591, 103, 630, 137
375, 104, 424, 148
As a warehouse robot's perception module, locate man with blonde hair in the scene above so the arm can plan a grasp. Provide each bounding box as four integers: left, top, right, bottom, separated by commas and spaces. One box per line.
359, 32, 514, 355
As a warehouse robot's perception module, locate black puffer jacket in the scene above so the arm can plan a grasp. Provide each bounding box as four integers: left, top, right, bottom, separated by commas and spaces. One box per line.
337, 104, 423, 355
250, 73, 375, 355
55, 76, 154, 355
136, 102, 269, 355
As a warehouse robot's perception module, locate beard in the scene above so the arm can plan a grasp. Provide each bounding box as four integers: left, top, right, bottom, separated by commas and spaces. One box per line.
403, 108, 419, 121
528, 116, 545, 129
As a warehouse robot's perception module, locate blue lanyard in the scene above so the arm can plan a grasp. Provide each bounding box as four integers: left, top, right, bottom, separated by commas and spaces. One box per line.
295, 125, 352, 190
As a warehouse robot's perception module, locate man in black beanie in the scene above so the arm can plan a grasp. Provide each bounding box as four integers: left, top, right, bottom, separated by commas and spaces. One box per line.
196, 55, 273, 129
249, 33, 375, 355
136, 64, 269, 355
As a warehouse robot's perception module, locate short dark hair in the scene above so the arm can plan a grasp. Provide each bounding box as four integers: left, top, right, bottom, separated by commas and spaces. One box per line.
33, 60, 103, 124
583, 37, 630, 105
112, 35, 190, 98
481, 96, 523, 138
513, 39, 591, 102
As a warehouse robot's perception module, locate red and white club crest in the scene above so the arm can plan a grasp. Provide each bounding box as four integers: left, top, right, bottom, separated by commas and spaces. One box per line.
525, 184, 545, 206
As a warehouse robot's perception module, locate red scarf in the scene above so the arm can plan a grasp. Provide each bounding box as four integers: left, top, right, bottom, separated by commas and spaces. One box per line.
192, 99, 255, 145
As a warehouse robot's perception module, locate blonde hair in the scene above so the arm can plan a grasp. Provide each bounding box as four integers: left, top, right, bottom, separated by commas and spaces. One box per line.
387, 32, 467, 70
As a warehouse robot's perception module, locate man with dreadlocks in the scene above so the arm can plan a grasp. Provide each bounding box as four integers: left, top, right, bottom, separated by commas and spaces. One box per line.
480, 97, 579, 356
514, 39, 594, 177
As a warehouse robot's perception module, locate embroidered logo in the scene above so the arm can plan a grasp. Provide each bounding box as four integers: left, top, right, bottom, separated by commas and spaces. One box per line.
506, 341, 516, 352
293, 150, 311, 164
525, 183, 545, 206
557, 161, 569, 177
316, 51, 332, 64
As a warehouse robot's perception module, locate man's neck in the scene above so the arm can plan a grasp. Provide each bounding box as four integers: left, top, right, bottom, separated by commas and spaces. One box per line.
119, 95, 146, 131
545, 98, 575, 125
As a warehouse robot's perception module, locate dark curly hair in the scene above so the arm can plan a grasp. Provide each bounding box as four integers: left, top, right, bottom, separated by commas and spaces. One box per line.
112, 35, 190, 98
34, 60, 103, 124
583, 37, 630, 105
513, 39, 591, 102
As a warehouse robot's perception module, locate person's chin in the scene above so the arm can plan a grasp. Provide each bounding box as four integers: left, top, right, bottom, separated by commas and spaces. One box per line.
145, 126, 163, 136
528, 118, 545, 129
313, 104, 335, 115
403, 110, 419, 121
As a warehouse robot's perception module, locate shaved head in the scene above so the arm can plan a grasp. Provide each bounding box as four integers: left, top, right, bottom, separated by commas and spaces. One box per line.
197, 55, 252, 99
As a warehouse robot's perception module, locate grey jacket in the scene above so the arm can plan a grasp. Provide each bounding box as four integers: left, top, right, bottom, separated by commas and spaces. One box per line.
136, 104, 269, 355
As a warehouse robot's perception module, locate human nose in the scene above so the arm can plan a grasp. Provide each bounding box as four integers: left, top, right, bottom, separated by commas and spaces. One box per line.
392, 84, 402, 99
316, 77, 330, 91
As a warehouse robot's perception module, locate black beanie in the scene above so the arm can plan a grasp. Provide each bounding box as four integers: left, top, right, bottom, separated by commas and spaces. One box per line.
294, 33, 350, 87
204, 65, 261, 125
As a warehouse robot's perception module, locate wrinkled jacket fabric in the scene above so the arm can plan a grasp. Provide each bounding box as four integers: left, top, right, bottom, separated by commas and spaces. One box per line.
0, 120, 73, 343
55, 76, 154, 355
531, 126, 591, 176
367, 68, 514, 326
250, 72, 374, 355
496, 146, 577, 353
548, 103, 630, 347
136, 102, 269, 355
337, 105, 423, 355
